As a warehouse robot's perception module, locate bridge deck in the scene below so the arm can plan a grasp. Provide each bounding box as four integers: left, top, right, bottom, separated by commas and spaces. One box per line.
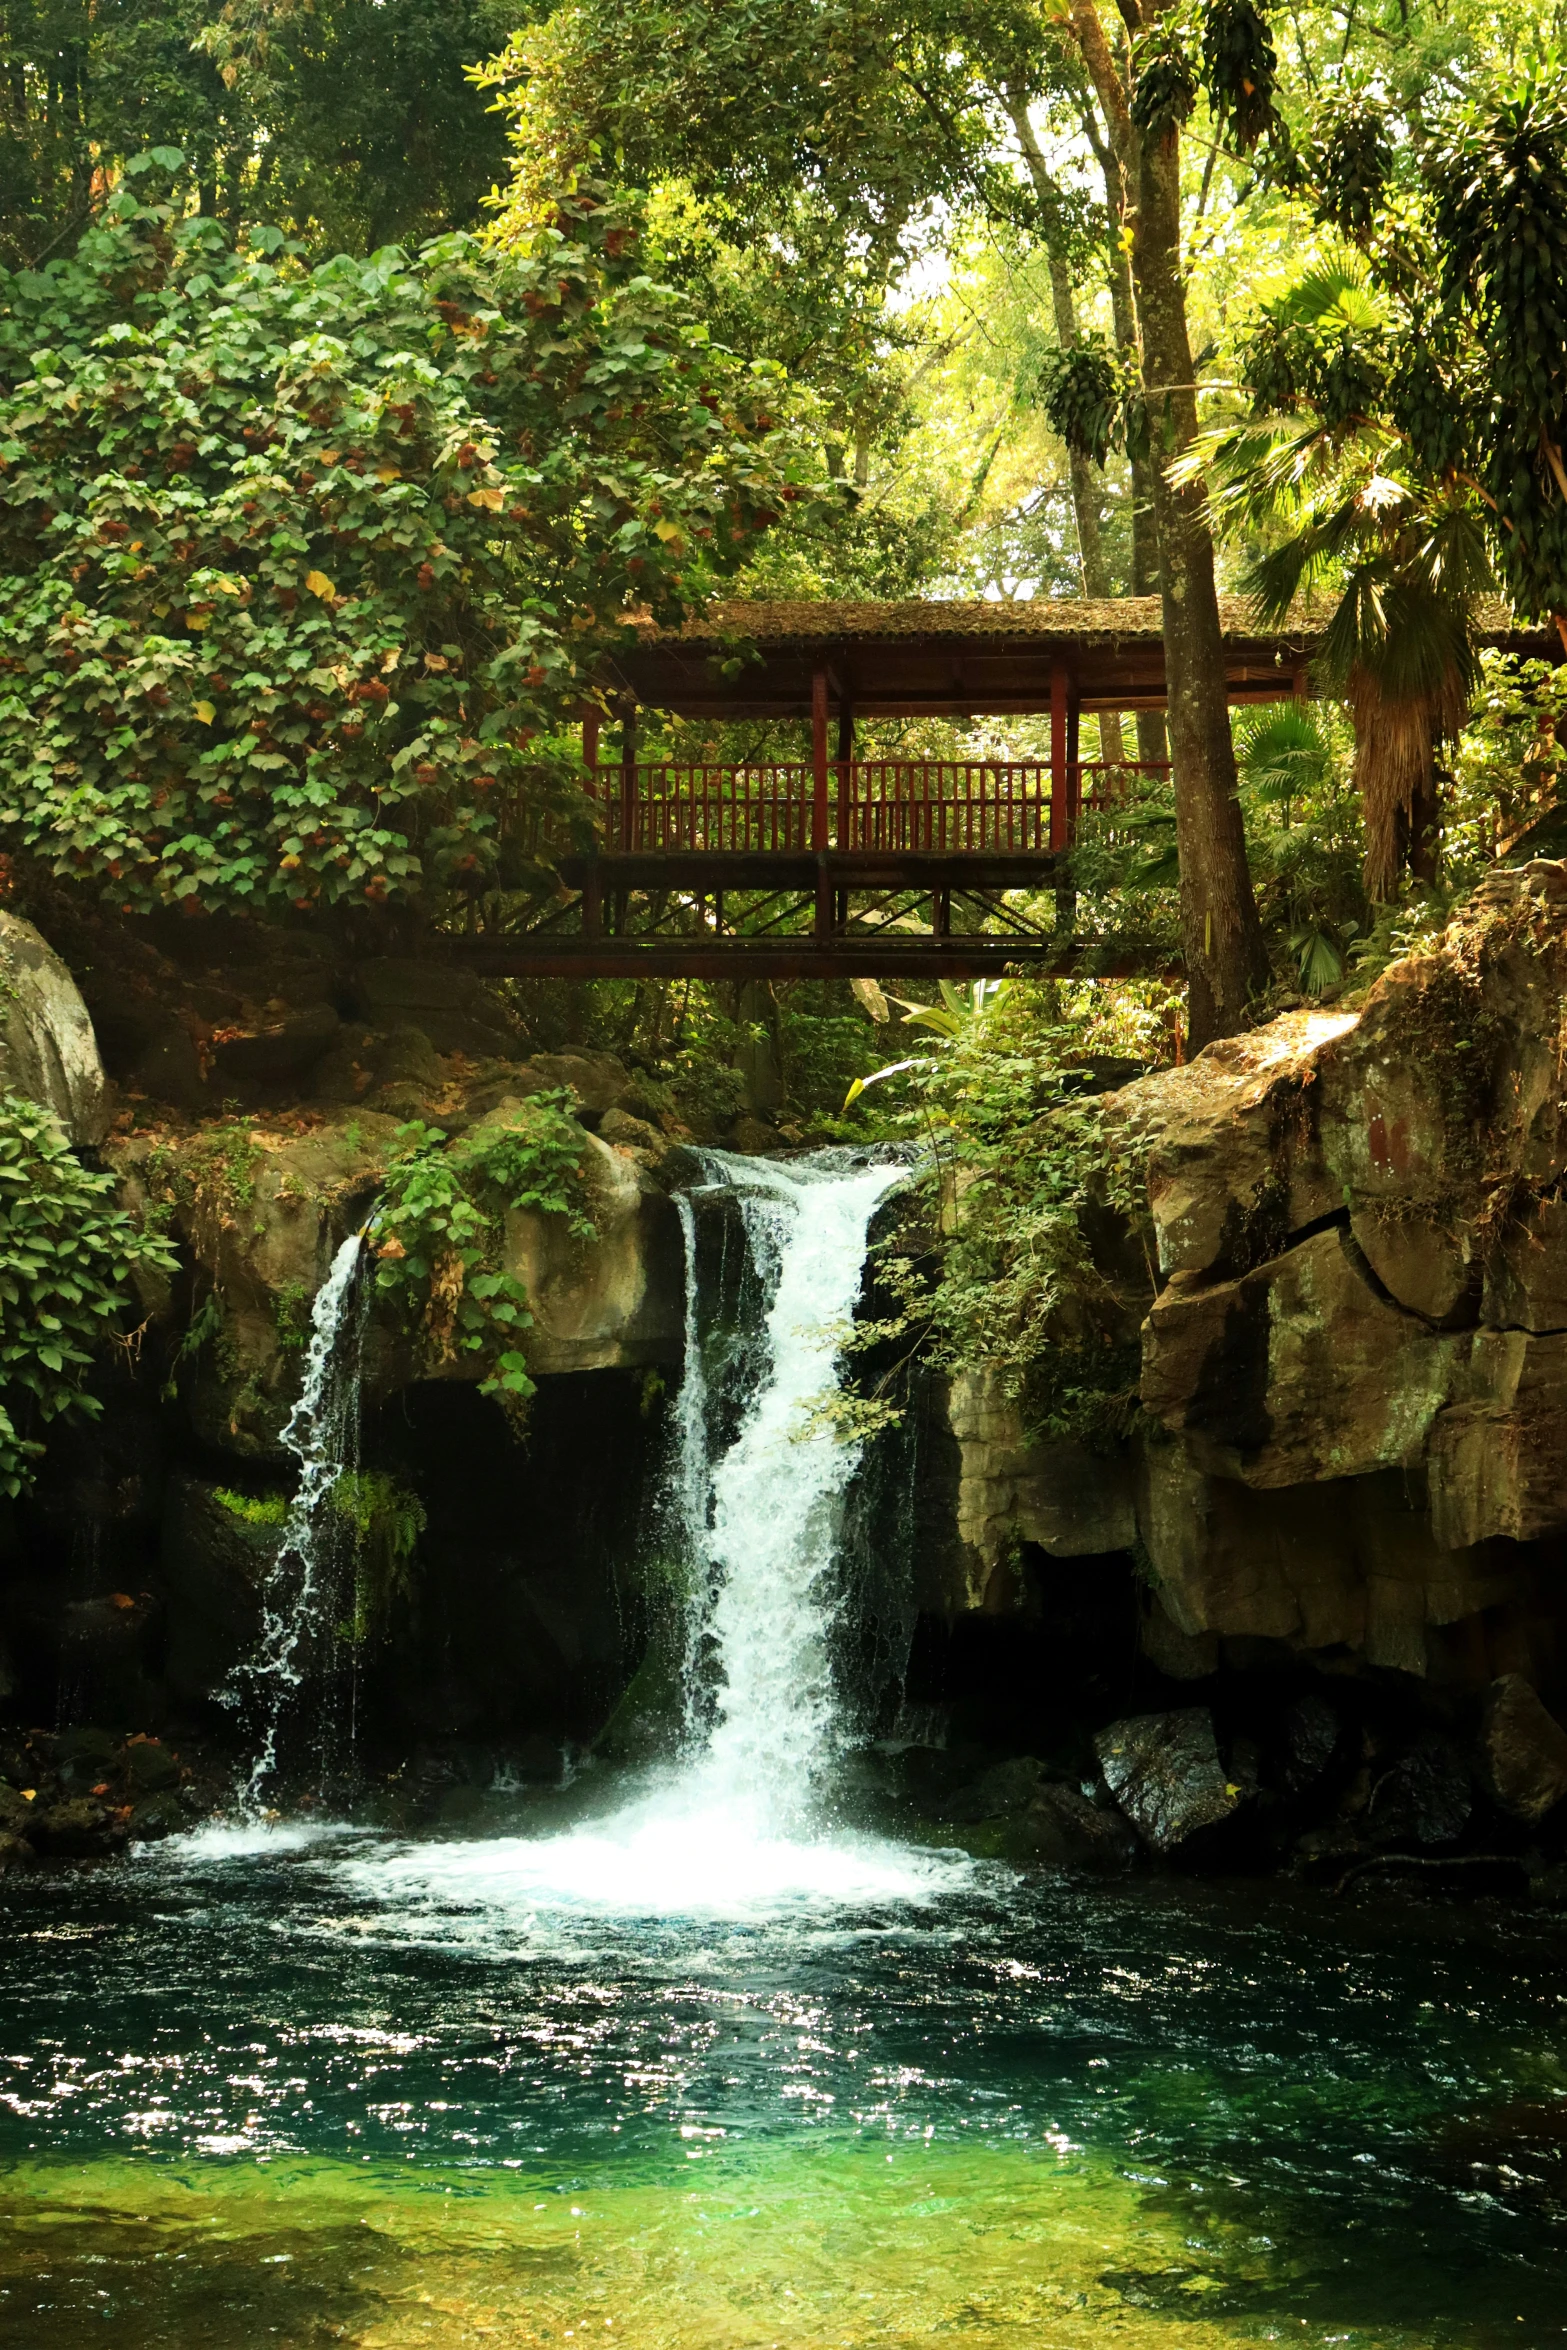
474, 756, 1163, 979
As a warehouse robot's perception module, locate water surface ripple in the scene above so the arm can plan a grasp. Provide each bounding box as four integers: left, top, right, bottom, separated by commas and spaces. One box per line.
0, 1826, 1563, 2347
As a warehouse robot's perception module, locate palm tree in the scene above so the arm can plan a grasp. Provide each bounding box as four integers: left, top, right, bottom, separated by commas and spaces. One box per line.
1181, 259, 1494, 899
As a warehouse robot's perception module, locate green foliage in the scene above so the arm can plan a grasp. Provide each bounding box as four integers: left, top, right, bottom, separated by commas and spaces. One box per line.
839, 983, 1152, 1440
272, 1278, 313, 1355
368, 1093, 590, 1409
1430, 87, 1567, 625
1201, 0, 1281, 156
897, 989, 1152, 1439
1130, 25, 1199, 141
213, 1485, 288, 1527
1309, 93, 1394, 246
330, 1467, 425, 1643
1038, 337, 1127, 469
0, 163, 830, 918
0, 1089, 178, 1494
0, 1, 523, 271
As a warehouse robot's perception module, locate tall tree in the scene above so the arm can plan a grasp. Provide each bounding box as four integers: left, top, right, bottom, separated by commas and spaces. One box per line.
1060, 0, 1268, 1041
0, 0, 524, 267
0, 164, 830, 922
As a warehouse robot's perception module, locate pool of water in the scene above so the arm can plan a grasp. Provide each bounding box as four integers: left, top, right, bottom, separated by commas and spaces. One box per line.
0, 1796, 1563, 2350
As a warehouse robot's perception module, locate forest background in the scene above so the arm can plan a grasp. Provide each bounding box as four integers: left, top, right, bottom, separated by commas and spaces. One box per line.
3, 0, 1567, 1139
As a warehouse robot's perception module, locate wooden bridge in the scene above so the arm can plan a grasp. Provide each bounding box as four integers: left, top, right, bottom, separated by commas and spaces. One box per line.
460, 595, 1539, 981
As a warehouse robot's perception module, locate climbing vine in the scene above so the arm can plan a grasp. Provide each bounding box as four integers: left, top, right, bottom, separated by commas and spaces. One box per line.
844, 986, 1155, 1446
331, 1469, 426, 1644
368, 1092, 591, 1409
0, 1091, 179, 1493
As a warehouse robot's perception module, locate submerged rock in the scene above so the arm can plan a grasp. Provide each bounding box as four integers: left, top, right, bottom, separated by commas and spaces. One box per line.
1094, 1708, 1241, 1851
1476, 1674, 1567, 1822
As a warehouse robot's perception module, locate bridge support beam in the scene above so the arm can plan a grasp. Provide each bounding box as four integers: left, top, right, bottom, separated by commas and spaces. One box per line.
812, 668, 832, 940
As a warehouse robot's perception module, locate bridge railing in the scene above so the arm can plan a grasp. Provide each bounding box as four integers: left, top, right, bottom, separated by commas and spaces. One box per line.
583, 758, 1170, 855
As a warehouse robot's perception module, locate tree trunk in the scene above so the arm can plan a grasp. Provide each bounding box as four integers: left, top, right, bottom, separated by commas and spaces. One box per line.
1081, 85, 1165, 765
1067, 0, 1267, 1044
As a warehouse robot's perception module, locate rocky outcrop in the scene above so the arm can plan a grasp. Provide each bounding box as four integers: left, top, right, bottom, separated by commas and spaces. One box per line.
944, 1367, 1135, 1604
943, 866, 1567, 1743
0, 907, 107, 1143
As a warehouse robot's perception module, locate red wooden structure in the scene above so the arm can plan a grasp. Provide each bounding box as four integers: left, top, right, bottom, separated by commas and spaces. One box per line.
460, 595, 1540, 980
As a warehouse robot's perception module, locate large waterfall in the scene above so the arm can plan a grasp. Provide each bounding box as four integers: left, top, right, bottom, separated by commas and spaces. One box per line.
676, 1151, 908, 1821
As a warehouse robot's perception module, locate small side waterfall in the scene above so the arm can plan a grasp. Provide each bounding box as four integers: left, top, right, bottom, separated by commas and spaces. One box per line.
223, 1233, 366, 1812
671, 1151, 906, 1828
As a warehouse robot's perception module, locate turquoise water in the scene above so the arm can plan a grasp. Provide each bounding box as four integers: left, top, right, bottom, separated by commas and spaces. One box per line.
0, 1807, 1563, 2348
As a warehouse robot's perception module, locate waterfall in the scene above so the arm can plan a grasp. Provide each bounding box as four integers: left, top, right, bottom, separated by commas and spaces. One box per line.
669, 1190, 710, 1566
674, 1151, 906, 1828
223, 1233, 365, 1812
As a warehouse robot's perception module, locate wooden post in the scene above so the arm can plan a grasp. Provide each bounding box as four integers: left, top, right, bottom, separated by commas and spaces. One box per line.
1048, 660, 1069, 854
812, 667, 832, 941
1065, 692, 1082, 842
836, 700, 854, 851
1292, 663, 1310, 703
619, 703, 637, 854
582, 707, 600, 773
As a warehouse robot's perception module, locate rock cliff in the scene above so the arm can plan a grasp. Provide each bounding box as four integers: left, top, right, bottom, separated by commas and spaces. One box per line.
945, 863, 1567, 1705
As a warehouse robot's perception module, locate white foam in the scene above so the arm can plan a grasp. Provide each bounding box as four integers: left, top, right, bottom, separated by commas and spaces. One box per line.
140, 1817, 363, 1862
333, 1799, 974, 1925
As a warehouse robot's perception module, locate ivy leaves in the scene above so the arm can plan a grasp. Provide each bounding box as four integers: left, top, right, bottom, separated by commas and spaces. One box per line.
0, 164, 831, 920
368, 1095, 591, 1410
0, 1092, 179, 1495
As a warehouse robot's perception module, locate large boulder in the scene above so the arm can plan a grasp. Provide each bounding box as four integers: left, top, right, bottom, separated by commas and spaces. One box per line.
1134, 1448, 1525, 1673
0, 909, 107, 1143
348, 958, 520, 1059
1109, 1009, 1355, 1281
1476, 1674, 1567, 1821
111, 1110, 396, 1456
492, 1110, 683, 1376
1094, 1707, 1242, 1851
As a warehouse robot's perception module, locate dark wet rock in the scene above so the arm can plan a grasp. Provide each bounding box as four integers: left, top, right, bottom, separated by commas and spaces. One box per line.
1025, 1783, 1138, 1872
1094, 1708, 1242, 1851
56, 1726, 118, 1771
0, 1832, 33, 1869
127, 1793, 186, 1841
1283, 1693, 1342, 1793
349, 958, 519, 1058
160, 1475, 276, 1702
1366, 1733, 1472, 1848
126, 1738, 181, 1793
124, 1023, 209, 1113
0, 1784, 35, 1835
30, 1797, 124, 1858
1476, 1674, 1567, 1823
939, 1755, 1047, 1823
1530, 1860, 1567, 1909
210, 1002, 340, 1085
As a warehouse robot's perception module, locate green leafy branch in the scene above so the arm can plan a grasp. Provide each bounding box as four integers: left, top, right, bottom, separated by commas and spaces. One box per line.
368, 1092, 591, 1412
0, 1090, 179, 1494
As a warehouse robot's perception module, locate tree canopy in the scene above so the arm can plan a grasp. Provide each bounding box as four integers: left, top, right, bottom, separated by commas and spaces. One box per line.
0, 163, 828, 919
